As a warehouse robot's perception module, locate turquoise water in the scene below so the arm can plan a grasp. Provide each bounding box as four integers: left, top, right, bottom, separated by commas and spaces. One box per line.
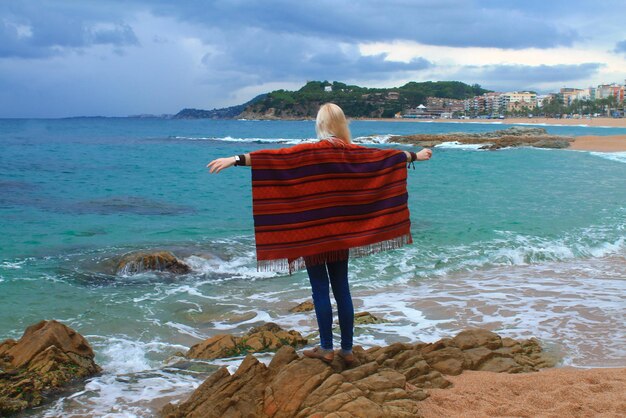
1, 119, 625, 416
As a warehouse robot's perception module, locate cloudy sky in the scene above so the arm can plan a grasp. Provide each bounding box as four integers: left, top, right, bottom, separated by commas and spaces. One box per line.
1, 0, 626, 117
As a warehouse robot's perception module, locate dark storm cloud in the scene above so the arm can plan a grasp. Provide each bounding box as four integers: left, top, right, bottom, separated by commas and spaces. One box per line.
199, 30, 431, 85
0, 2, 139, 58
144, 0, 578, 49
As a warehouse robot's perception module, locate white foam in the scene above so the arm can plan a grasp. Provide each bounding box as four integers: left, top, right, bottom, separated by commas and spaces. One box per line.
172, 135, 310, 144
352, 134, 393, 144
1, 260, 25, 269
434, 141, 486, 150
43, 336, 203, 417
589, 151, 626, 164
183, 254, 278, 280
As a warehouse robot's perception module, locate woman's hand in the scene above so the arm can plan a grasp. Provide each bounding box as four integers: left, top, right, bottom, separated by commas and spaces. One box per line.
416, 148, 432, 161
207, 157, 235, 174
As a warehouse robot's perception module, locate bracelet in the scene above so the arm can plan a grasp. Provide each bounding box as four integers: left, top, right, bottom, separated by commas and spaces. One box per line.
409, 151, 417, 162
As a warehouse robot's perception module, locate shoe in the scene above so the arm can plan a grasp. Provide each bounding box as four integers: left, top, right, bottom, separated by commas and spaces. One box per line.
337, 349, 355, 365
303, 347, 334, 363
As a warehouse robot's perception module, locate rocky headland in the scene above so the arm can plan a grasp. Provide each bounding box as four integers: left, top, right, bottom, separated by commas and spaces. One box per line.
0, 320, 100, 415
387, 126, 574, 150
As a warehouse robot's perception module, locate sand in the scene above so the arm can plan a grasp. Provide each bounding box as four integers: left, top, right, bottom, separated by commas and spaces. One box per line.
569, 135, 626, 152
419, 367, 626, 418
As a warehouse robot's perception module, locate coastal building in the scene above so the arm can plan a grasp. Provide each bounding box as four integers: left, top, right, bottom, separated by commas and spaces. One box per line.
559, 88, 591, 105
595, 83, 624, 102
483, 93, 503, 113
536, 94, 556, 108
324, 85, 333, 92
387, 91, 400, 100
500, 91, 537, 111
402, 104, 431, 118
463, 92, 505, 115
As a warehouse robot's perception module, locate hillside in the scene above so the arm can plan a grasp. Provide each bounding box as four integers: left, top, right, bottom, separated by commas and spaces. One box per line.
173, 94, 266, 119
240, 80, 489, 119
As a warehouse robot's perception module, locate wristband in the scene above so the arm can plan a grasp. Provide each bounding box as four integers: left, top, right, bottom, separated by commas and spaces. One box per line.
409, 151, 417, 162
234, 155, 246, 166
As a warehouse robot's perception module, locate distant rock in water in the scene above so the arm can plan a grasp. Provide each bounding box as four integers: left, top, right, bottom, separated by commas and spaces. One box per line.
186, 323, 307, 360
72, 195, 195, 216
0, 320, 100, 415
389, 126, 574, 150
163, 328, 558, 418
116, 251, 191, 275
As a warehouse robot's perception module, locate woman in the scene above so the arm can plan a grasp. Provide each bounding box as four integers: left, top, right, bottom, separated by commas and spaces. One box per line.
208, 103, 432, 364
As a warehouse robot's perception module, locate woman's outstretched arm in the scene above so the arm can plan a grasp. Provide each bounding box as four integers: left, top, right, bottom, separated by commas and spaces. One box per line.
206, 153, 251, 174
404, 148, 433, 162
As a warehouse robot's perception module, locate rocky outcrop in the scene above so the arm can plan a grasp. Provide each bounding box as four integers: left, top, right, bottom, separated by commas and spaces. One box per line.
116, 250, 191, 275
388, 126, 574, 150
163, 328, 557, 417
186, 323, 307, 360
0, 320, 100, 415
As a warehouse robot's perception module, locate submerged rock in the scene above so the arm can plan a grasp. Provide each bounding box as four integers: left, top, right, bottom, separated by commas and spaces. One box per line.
186, 323, 307, 360
163, 328, 558, 417
116, 250, 191, 275
354, 311, 388, 325
0, 320, 100, 416
289, 301, 315, 313
389, 126, 574, 150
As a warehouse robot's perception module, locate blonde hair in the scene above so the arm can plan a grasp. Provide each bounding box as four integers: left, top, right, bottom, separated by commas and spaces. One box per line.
315, 103, 351, 144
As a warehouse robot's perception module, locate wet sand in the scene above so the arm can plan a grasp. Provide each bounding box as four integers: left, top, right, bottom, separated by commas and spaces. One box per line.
569, 135, 626, 152
419, 367, 626, 418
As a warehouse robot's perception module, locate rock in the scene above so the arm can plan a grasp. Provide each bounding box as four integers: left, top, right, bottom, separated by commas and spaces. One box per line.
289, 301, 315, 313
0, 320, 100, 416
354, 312, 388, 325
389, 127, 575, 150
452, 328, 502, 350
186, 323, 307, 360
163, 346, 422, 418
164, 329, 559, 417
116, 250, 191, 275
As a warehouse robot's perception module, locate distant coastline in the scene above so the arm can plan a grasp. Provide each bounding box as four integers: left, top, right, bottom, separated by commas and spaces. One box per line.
352, 116, 626, 128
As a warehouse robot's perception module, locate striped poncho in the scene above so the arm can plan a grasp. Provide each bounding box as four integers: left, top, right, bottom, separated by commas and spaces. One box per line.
250, 139, 412, 272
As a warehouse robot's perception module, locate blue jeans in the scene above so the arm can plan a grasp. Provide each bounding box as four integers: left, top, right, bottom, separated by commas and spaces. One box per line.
306, 258, 354, 351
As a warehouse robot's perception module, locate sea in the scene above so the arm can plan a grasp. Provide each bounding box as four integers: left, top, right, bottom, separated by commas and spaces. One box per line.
1, 118, 625, 417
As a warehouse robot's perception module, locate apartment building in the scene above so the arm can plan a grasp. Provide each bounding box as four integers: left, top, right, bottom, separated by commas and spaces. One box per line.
500, 91, 537, 111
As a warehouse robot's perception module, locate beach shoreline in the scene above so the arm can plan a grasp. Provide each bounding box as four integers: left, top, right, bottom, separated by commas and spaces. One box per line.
353, 116, 626, 128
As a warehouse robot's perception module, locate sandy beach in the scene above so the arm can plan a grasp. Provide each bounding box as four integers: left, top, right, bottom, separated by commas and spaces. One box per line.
419, 367, 626, 418
569, 135, 626, 152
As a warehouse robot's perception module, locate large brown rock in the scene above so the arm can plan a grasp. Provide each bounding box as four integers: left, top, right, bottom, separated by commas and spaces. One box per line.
116, 250, 191, 275
186, 323, 307, 360
163, 347, 424, 418
0, 320, 100, 415
165, 329, 558, 417
389, 126, 574, 150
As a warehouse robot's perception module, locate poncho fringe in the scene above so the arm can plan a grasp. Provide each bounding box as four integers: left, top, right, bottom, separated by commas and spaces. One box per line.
256, 233, 412, 272
250, 140, 412, 273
